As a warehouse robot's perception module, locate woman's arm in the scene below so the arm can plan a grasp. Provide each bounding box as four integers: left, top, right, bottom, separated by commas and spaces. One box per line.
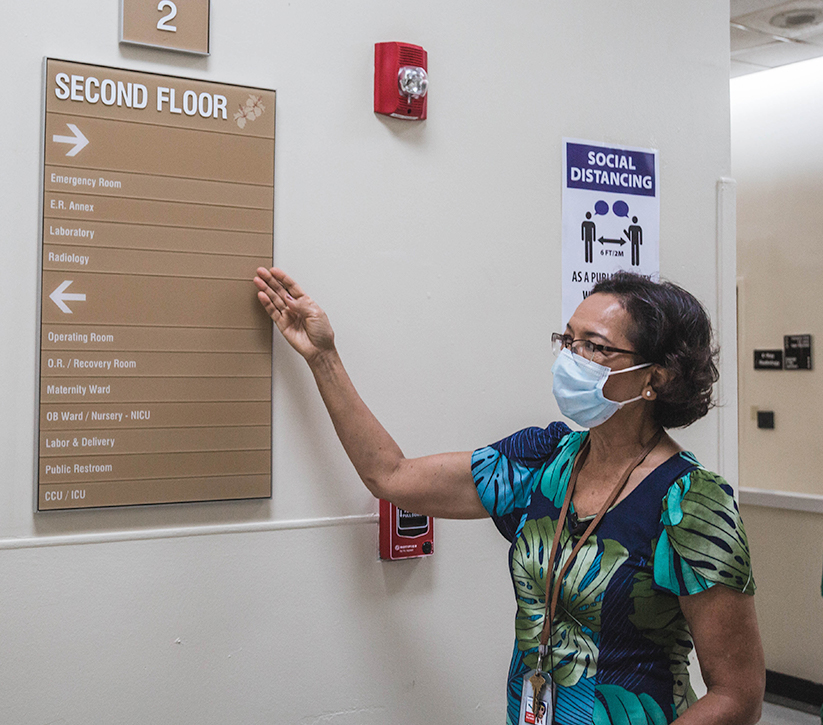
675, 585, 765, 725
253, 267, 487, 519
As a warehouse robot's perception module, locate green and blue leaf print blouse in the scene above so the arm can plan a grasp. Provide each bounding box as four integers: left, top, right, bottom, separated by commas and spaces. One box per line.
471, 423, 755, 725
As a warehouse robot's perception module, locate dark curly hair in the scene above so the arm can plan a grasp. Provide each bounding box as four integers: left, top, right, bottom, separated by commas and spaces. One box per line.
590, 272, 719, 428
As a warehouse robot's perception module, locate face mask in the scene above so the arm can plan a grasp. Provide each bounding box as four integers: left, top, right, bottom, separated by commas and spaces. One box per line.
551, 348, 652, 428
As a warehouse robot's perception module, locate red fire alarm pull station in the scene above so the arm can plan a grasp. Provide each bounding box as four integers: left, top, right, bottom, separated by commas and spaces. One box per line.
374, 41, 428, 120
379, 500, 434, 560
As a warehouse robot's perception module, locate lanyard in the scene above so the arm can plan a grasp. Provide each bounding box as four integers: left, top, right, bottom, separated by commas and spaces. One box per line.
534, 428, 664, 673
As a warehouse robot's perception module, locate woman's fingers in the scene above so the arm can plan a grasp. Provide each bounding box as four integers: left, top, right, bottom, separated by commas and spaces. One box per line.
268, 268, 306, 300
254, 268, 283, 297
254, 270, 313, 333
255, 268, 322, 323
253, 271, 290, 311
255, 267, 306, 303
256, 290, 279, 317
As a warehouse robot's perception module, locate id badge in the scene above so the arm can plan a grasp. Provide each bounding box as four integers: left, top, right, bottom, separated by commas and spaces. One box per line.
519, 669, 553, 725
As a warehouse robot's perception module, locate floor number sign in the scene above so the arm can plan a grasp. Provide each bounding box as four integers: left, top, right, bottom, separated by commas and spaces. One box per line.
121, 0, 210, 55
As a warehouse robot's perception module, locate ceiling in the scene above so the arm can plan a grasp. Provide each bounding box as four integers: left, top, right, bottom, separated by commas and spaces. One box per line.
731, 0, 823, 76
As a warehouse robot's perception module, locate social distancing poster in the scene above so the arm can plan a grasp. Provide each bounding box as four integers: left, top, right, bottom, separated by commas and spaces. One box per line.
561, 138, 659, 326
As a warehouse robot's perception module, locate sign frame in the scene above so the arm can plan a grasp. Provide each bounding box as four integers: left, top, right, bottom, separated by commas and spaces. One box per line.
35, 58, 276, 511
120, 0, 211, 56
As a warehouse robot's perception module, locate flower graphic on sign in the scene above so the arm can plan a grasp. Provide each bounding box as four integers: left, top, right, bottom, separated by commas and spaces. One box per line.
234, 94, 267, 128
247, 95, 265, 117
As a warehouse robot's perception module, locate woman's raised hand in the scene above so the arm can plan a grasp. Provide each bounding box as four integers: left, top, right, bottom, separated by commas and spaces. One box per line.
254, 267, 336, 363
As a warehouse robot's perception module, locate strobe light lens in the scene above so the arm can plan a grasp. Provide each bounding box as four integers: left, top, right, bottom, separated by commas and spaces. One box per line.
398, 66, 428, 100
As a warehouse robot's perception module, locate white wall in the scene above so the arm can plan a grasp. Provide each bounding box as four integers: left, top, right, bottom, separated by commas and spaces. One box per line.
0, 2, 732, 722
732, 58, 823, 683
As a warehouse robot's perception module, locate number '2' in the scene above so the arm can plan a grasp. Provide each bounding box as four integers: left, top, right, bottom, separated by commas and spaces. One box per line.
157, 0, 178, 32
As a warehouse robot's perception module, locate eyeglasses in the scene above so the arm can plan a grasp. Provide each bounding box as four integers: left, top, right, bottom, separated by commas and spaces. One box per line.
551, 332, 639, 362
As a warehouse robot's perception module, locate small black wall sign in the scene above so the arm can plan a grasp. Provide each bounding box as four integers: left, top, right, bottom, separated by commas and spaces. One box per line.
754, 350, 783, 370
784, 335, 813, 370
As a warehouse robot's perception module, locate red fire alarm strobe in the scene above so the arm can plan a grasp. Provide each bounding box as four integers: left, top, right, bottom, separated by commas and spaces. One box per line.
374, 41, 428, 120
379, 499, 434, 560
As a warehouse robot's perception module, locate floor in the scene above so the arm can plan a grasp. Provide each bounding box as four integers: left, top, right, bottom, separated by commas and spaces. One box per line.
758, 701, 821, 725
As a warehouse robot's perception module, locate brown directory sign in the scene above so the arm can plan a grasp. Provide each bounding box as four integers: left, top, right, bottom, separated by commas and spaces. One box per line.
38, 59, 275, 510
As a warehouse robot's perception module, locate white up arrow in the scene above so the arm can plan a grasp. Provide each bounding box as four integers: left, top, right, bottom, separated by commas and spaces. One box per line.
52, 123, 89, 157
50, 280, 86, 314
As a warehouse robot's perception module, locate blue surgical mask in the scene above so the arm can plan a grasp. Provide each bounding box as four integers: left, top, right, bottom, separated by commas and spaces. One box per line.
551, 348, 652, 428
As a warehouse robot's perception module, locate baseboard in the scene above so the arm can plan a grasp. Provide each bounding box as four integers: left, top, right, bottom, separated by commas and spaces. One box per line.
766, 670, 823, 709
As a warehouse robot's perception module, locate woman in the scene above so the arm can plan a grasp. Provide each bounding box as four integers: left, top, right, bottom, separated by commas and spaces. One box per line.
253, 267, 765, 725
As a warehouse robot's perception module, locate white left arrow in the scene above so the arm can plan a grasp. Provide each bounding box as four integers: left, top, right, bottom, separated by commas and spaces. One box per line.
50, 280, 86, 314
52, 123, 89, 157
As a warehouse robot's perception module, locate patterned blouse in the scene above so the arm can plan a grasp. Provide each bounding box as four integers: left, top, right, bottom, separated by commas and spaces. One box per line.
471, 423, 755, 725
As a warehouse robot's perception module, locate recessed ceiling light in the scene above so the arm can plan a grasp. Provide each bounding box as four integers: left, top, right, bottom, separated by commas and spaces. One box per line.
770, 8, 823, 29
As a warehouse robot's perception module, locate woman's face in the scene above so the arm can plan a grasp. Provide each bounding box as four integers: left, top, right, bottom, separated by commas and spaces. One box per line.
565, 292, 648, 403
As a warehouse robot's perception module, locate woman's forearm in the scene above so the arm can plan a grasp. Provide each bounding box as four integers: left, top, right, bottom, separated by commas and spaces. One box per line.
307, 348, 405, 499
306, 348, 484, 518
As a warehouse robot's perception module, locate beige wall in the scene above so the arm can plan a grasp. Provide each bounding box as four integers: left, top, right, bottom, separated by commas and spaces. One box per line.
732, 58, 823, 682
733, 59, 823, 498
741, 505, 823, 682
